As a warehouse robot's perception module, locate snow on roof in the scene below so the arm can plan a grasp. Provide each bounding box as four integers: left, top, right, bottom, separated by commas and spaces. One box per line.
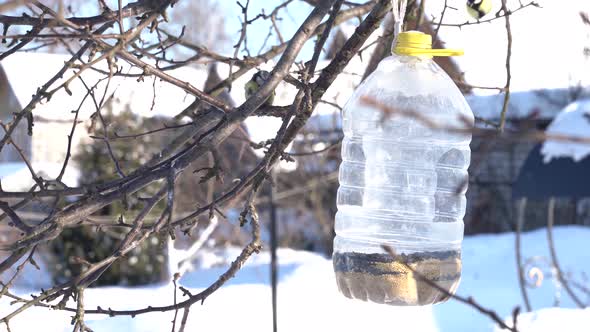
0, 52, 210, 121
294, 87, 579, 133
0, 162, 79, 191
466, 88, 588, 120
427, 0, 590, 93
541, 99, 590, 162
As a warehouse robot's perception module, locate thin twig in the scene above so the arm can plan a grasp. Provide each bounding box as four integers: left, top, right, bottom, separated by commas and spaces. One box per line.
434, 0, 448, 39
434, 2, 539, 28
499, 0, 513, 131
515, 198, 532, 311
547, 198, 585, 308
382, 245, 519, 332
0, 201, 31, 232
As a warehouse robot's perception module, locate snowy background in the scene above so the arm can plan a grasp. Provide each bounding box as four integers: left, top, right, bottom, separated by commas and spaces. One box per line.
2, 226, 589, 332
1, 0, 590, 331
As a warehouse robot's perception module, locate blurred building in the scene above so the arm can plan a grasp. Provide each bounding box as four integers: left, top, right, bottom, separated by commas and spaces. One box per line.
0, 52, 257, 244
0, 63, 31, 162
466, 89, 590, 234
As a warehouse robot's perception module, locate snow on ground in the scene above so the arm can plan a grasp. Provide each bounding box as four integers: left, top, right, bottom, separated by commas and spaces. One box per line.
541, 99, 590, 162
495, 307, 590, 332
1, 226, 589, 332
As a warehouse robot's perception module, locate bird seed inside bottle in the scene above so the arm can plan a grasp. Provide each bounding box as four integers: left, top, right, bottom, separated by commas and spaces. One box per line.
333, 250, 462, 306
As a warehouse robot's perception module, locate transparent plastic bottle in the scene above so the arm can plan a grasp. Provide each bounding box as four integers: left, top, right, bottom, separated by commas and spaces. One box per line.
333, 31, 474, 306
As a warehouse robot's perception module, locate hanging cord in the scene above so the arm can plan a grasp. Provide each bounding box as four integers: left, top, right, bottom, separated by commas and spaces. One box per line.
390, 0, 408, 49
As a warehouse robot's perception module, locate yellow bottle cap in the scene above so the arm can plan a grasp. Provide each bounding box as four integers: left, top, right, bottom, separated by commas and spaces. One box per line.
393, 31, 463, 58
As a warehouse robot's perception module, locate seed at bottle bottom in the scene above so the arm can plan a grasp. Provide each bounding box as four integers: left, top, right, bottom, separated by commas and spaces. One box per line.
333, 251, 461, 306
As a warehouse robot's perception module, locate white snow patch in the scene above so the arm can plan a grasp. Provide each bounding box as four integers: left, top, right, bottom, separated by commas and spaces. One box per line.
466, 88, 585, 121
496, 307, 590, 332
541, 99, 590, 162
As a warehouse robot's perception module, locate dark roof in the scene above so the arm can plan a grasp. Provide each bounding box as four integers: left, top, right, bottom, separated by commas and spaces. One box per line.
513, 144, 590, 199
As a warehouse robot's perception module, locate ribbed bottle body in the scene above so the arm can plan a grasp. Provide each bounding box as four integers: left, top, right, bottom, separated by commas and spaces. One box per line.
333, 55, 474, 305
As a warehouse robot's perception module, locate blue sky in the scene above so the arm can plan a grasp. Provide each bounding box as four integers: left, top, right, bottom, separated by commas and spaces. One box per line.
219, 0, 316, 61
39, 1, 319, 62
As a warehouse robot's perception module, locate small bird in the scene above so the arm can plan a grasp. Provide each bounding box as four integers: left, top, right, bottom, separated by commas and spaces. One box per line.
466, 0, 492, 19
244, 70, 275, 107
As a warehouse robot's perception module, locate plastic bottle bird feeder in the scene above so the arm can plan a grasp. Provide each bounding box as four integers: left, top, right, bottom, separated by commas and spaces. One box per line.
332, 31, 474, 306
